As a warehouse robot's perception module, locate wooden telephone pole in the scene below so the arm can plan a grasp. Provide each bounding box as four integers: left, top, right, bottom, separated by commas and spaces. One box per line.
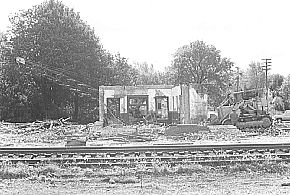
262, 58, 272, 112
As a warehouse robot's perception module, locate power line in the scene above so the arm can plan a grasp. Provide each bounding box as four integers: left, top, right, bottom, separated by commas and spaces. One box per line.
16, 57, 99, 99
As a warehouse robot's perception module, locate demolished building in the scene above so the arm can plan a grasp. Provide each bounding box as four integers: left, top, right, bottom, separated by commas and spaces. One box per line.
99, 84, 208, 125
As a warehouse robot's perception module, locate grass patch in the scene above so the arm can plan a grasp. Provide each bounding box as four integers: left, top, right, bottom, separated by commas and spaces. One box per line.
1, 161, 290, 180
224, 161, 290, 174
36, 164, 61, 176
0, 162, 33, 179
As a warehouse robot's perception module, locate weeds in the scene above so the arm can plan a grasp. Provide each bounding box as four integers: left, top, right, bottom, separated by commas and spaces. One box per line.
1, 161, 290, 180
0, 162, 33, 179
36, 163, 61, 176
224, 162, 290, 174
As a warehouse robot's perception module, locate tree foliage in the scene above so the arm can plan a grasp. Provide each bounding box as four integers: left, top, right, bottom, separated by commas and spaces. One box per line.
269, 74, 284, 92
105, 53, 138, 86
171, 40, 234, 107
281, 74, 290, 110
1, 0, 109, 122
133, 62, 169, 85
241, 62, 265, 91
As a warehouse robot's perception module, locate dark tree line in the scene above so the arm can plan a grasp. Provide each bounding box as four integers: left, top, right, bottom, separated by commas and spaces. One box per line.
0, 0, 170, 122
0, 0, 239, 123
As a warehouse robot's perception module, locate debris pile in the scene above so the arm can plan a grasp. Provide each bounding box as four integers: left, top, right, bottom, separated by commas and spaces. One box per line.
0, 119, 89, 146
165, 125, 242, 142
96, 124, 164, 143
2, 119, 290, 147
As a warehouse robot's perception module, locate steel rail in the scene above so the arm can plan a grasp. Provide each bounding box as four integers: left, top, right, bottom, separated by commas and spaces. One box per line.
1, 142, 290, 154
1, 142, 290, 166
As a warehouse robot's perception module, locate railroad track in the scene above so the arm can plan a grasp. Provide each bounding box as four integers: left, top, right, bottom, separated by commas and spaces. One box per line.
1, 142, 290, 166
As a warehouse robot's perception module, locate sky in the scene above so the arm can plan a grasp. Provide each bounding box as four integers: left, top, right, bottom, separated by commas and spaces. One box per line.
0, 0, 289, 76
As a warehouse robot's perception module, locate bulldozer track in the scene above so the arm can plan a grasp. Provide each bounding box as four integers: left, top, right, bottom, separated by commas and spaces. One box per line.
1, 143, 290, 167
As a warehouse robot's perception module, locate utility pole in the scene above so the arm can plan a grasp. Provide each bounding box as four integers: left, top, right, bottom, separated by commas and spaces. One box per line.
235, 67, 242, 92
261, 58, 272, 112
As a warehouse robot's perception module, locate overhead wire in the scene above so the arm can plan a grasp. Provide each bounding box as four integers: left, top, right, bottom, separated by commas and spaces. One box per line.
21, 59, 99, 99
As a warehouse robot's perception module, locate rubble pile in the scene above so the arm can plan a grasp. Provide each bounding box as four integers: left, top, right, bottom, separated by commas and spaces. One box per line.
0, 120, 89, 146
1, 119, 290, 147
166, 125, 242, 142
97, 124, 165, 143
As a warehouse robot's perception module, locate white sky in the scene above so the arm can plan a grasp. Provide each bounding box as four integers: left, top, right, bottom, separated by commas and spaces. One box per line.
0, 0, 289, 76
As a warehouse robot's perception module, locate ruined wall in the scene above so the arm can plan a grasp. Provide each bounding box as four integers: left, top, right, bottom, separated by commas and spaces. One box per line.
99, 85, 207, 124
99, 85, 175, 123
147, 88, 172, 111
189, 87, 208, 123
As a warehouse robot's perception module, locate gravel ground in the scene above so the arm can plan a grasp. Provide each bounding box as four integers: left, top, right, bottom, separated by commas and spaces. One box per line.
1, 173, 290, 195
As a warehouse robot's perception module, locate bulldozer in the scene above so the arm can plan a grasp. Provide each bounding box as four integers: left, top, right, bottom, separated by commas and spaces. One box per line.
214, 89, 272, 129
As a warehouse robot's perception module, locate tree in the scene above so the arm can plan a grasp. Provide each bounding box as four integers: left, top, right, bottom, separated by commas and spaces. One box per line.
0, 32, 39, 121
6, 0, 108, 121
281, 74, 290, 110
105, 53, 138, 86
133, 62, 168, 85
269, 74, 284, 92
171, 40, 234, 107
241, 62, 265, 91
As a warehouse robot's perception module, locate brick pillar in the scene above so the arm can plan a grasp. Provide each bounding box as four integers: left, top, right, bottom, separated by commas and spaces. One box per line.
99, 87, 105, 122
181, 84, 190, 124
